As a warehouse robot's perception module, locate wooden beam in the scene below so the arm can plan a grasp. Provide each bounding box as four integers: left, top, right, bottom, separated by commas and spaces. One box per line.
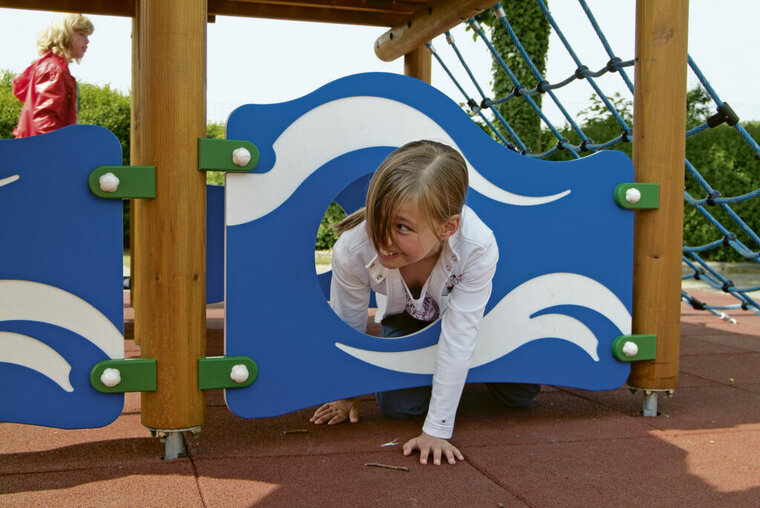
0, 0, 420, 25
628, 0, 689, 391
0, 0, 135, 16
135, 0, 207, 432
207, 0, 409, 26
374, 0, 496, 62
226, 0, 423, 15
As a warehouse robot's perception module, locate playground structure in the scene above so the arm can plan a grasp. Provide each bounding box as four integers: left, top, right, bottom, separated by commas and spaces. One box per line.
1, 0, 695, 459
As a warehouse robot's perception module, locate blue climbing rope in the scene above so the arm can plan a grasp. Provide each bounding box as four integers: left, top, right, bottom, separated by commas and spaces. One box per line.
429, 0, 759, 318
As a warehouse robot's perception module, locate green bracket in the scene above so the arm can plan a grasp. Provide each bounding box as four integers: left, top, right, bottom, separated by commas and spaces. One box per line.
198, 356, 258, 390
614, 183, 659, 209
611, 334, 657, 362
89, 166, 156, 199
90, 358, 157, 393
198, 138, 259, 172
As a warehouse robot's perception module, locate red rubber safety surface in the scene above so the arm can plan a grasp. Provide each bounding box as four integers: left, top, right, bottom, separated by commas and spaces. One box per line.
1, 290, 759, 506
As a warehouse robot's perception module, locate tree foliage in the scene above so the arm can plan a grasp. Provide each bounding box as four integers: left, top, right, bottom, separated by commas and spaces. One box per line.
78, 83, 131, 165
540, 86, 759, 262
682, 88, 759, 261
206, 121, 226, 186
541, 92, 633, 161
316, 202, 346, 250
683, 123, 760, 261
0, 70, 22, 139
476, 1, 551, 153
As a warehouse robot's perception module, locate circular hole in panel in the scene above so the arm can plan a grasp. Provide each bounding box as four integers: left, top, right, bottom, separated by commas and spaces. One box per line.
315, 174, 385, 336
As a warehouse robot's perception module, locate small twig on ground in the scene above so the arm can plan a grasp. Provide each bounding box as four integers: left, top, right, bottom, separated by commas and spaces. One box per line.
364, 462, 410, 471
282, 429, 309, 434
380, 438, 399, 447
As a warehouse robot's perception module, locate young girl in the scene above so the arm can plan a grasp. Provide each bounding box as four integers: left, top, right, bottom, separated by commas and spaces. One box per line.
13, 13, 93, 138
310, 140, 539, 465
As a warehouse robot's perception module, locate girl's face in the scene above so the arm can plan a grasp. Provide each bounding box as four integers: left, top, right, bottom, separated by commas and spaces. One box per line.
70, 31, 89, 60
375, 199, 458, 270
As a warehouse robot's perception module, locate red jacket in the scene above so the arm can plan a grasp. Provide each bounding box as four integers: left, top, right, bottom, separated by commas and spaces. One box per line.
13, 51, 77, 138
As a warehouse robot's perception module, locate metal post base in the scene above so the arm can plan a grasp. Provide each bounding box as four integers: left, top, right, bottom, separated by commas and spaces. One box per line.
643, 390, 658, 417
163, 431, 185, 460
147, 425, 201, 460
628, 387, 674, 417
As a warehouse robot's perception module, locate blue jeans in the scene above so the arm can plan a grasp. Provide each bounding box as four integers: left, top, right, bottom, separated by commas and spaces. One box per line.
375, 312, 540, 419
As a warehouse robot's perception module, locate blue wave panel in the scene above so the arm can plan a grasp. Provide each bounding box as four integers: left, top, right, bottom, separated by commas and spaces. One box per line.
224, 73, 634, 419
0, 126, 124, 428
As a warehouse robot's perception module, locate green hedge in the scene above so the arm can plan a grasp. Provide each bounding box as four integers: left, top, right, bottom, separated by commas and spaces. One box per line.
0, 70, 22, 139
536, 92, 759, 262
683, 123, 760, 261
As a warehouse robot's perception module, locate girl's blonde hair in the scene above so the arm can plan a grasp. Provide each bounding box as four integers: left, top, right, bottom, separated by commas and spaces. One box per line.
37, 13, 94, 62
336, 140, 469, 252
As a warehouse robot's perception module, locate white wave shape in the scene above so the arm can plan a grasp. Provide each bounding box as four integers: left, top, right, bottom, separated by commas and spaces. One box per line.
0, 331, 73, 392
0, 279, 123, 359
335, 273, 631, 374
0, 174, 20, 188
226, 97, 570, 226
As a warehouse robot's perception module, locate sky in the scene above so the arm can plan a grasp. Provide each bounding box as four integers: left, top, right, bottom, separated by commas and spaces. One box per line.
2, 1, 759, 127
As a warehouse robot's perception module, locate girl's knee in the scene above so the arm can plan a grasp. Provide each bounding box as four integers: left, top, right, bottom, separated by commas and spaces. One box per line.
486, 382, 540, 408
376, 387, 431, 419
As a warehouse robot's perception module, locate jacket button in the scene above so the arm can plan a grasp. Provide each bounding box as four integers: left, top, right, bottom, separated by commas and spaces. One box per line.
445, 265, 452, 271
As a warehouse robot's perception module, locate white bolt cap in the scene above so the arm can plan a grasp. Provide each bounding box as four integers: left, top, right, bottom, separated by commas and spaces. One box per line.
625, 187, 641, 204
230, 364, 249, 383
232, 147, 251, 167
622, 341, 639, 357
101, 367, 122, 387
99, 172, 120, 193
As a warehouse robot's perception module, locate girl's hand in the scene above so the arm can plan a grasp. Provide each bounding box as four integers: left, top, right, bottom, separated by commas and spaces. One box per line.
403, 432, 464, 465
309, 397, 360, 425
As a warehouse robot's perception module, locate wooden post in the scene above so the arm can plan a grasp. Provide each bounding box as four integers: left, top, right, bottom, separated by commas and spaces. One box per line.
128, 11, 142, 319
135, 0, 207, 432
404, 45, 432, 83
628, 0, 689, 391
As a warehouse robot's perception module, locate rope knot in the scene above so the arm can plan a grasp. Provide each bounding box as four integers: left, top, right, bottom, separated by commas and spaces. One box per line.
574, 65, 589, 80
606, 57, 623, 72
705, 190, 721, 206
687, 296, 706, 310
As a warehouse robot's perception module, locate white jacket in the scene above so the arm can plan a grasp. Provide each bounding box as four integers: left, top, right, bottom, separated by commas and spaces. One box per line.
330, 206, 499, 439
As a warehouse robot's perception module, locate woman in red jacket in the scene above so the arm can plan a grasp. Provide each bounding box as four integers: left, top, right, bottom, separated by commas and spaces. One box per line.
12, 13, 93, 138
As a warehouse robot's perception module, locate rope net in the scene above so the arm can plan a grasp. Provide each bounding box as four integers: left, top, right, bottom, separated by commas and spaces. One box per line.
429, 0, 759, 320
